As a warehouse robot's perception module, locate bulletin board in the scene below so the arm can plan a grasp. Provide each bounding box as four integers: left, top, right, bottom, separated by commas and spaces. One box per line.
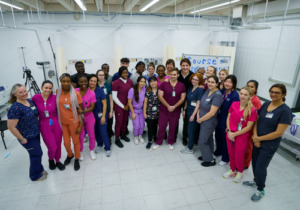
182, 54, 231, 73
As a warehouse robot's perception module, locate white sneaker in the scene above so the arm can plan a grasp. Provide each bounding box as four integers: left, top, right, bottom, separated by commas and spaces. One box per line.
138, 135, 145, 143
79, 152, 84, 161
95, 146, 102, 153
219, 161, 228, 166
84, 134, 89, 142
90, 151, 96, 160
222, 169, 237, 179
134, 137, 139, 145
106, 150, 111, 157
169, 144, 174, 150
234, 172, 243, 183
152, 144, 159, 150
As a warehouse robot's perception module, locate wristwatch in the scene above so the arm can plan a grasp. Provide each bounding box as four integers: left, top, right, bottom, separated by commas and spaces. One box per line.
226, 129, 231, 132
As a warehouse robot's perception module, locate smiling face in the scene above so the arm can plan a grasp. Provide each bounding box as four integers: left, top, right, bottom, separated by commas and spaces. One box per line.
136, 64, 145, 75
121, 62, 129, 68
170, 70, 179, 82
149, 79, 158, 89
219, 71, 227, 81
89, 76, 98, 89
148, 66, 155, 76
247, 82, 256, 96
166, 63, 174, 73
180, 62, 190, 74
41, 83, 53, 96
78, 77, 88, 89
207, 77, 218, 90
206, 67, 215, 77
269, 87, 285, 102
75, 63, 85, 74
239, 89, 251, 104
102, 65, 109, 77
191, 76, 199, 86
157, 66, 165, 78
138, 78, 146, 88
224, 78, 233, 91
15, 86, 28, 101
97, 71, 105, 83
121, 70, 129, 80
61, 77, 71, 91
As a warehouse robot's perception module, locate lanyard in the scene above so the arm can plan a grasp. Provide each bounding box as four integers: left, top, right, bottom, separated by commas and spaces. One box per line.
223, 90, 232, 100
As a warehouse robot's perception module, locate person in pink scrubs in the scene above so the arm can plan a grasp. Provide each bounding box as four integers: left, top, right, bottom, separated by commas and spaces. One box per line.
156, 65, 169, 88
32, 80, 65, 171
75, 75, 97, 161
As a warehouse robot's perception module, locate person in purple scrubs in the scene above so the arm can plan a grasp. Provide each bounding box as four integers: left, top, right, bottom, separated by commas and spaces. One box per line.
153, 68, 186, 150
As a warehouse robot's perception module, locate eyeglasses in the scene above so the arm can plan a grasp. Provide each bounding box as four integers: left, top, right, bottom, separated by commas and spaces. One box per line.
192, 78, 199, 82
269, 91, 282, 95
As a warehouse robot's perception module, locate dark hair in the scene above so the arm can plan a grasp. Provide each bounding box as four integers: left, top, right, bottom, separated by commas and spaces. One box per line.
170, 67, 179, 74
77, 74, 89, 85
96, 69, 104, 76
59, 73, 71, 81
180, 58, 191, 66
135, 61, 145, 69
118, 66, 128, 76
156, 64, 165, 72
224, 75, 237, 90
189, 73, 204, 86
149, 76, 158, 83
120, 57, 130, 63
247, 80, 259, 95
207, 75, 219, 84
166, 59, 175, 67
41, 80, 53, 88
269, 83, 287, 102
89, 74, 99, 83
75, 61, 84, 67
133, 76, 146, 102
101, 63, 109, 69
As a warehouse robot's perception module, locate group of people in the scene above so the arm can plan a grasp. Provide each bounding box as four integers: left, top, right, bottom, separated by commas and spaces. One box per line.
7, 57, 293, 202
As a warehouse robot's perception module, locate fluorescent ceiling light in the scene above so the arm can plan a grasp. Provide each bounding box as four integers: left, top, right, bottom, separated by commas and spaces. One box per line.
74, 0, 87, 11
0, 0, 23, 10
140, 0, 160, 12
190, 0, 240, 14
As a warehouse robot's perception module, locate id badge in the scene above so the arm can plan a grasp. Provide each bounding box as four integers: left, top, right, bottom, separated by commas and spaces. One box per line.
226, 98, 230, 102
191, 100, 197, 107
266, 112, 274, 119
44, 111, 49, 118
64, 104, 70, 109
103, 88, 107, 95
172, 91, 176, 97
237, 123, 242, 131
152, 106, 157, 111
98, 112, 103, 118
31, 106, 36, 110
206, 98, 211, 102
49, 119, 53, 126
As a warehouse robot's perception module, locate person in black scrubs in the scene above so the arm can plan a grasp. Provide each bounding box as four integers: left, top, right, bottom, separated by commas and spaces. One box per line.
71, 61, 89, 88
243, 84, 293, 202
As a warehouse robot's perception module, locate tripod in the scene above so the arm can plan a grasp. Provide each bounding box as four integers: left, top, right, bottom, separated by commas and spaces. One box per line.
23, 69, 41, 96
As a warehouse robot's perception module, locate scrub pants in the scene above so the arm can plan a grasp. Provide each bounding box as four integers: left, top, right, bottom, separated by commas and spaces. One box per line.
187, 111, 198, 150
215, 126, 229, 162
21, 136, 44, 181
147, 118, 158, 142
198, 119, 218, 162
244, 132, 253, 168
40, 118, 62, 162
252, 141, 279, 191
226, 133, 249, 173
156, 110, 180, 145
107, 117, 114, 138
95, 114, 111, 151
80, 114, 96, 152
114, 106, 129, 139
130, 109, 145, 137
62, 122, 81, 159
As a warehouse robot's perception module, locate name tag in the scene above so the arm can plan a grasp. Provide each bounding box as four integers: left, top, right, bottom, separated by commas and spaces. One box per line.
172, 91, 176, 97
98, 112, 103, 118
152, 106, 157, 111
31, 106, 36, 110
64, 104, 70, 109
103, 88, 107, 95
191, 101, 197, 107
226, 98, 230, 102
206, 98, 211, 102
266, 112, 274, 119
44, 111, 49, 118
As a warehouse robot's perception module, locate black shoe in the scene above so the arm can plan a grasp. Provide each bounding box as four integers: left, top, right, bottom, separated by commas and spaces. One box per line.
111, 131, 115, 136
182, 138, 188, 146
213, 150, 221, 156
125, 129, 129, 135
109, 138, 112, 145
201, 160, 216, 167
56, 162, 66, 171
64, 155, 74, 166
143, 130, 146, 134
74, 159, 80, 171
146, 142, 152, 149
49, 159, 56, 170
164, 133, 167, 140
198, 156, 203, 161
121, 135, 130, 142
115, 138, 124, 148
244, 166, 249, 170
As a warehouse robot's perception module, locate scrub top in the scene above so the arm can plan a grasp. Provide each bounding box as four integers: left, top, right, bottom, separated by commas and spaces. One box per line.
186, 86, 204, 114
217, 89, 239, 129
32, 94, 58, 120
58, 91, 82, 125
257, 101, 292, 145
159, 81, 186, 115
7, 99, 40, 139
145, 89, 160, 119
199, 89, 223, 122
112, 78, 133, 107
93, 86, 106, 118
157, 76, 170, 88
251, 95, 262, 111
99, 82, 112, 112
75, 88, 96, 119
128, 86, 146, 111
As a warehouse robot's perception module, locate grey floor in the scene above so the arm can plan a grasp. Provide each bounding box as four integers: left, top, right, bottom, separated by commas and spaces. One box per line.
0, 116, 300, 210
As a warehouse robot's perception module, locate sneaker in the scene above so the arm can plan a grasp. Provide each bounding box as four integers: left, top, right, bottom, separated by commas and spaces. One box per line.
95, 146, 102, 153
36, 174, 47, 181
182, 138, 187, 146
106, 150, 111, 157
169, 144, 174, 150
90, 151, 96, 160
138, 135, 145, 143
146, 142, 152, 149
56, 162, 65, 171
251, 190, 265, 202
152, 144, 160, 150
115, 138, 124, 148
198, 156, 203, 161
74, 159, 80, 171
243, 181, 257, 188
79, 152, 84, 161
193, 144, 199, 149
134, 137, 139, 145
64, 155, 74, 166
42, 170, 48, 175
180, 147, 194, 154
121, 134, 130, 142
49, 159, 56, 170
234, 172, 243, 183
219, 161, 228, 166
201, 160, 216, 167
84, 134, 88, 142
222, 170, 237, 179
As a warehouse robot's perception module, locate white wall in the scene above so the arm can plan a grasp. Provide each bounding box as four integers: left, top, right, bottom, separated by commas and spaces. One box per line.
233, 19, 300, 107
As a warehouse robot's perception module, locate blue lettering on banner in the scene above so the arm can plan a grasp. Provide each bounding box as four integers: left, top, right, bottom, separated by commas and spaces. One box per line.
212, 59, 217, 65
193, 59, 196, 64
197, 60, 201, 64
187, 57, 191, 59
202, 59, 206, 64
191, 67, 194, 72
207, 59, 211, 65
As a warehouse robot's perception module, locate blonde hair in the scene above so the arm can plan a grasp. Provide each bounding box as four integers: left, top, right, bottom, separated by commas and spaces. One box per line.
9, 84, 24, 104
240, 86, 253, 121
219, 69, 229, 76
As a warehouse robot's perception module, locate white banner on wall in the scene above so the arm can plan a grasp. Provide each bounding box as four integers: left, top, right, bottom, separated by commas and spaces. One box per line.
182, 54, 231, 73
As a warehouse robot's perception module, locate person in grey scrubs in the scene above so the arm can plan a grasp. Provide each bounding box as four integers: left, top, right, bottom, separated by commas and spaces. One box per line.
197, 75, 223, 167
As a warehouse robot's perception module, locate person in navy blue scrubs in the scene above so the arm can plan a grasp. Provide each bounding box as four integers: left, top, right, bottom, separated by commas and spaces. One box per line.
7, 84, 47, 181
243, 84, 293, 202
214, 75, 239, 165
